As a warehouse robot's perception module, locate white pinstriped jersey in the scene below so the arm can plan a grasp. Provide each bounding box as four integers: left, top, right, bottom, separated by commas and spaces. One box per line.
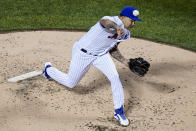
75, 16, 131, 56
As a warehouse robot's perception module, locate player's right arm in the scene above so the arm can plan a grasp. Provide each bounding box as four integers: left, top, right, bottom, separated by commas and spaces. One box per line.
100, 19, 124, 39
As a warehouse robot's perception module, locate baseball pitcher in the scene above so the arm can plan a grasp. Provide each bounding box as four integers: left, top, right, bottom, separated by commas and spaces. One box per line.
43, 7, 150, 126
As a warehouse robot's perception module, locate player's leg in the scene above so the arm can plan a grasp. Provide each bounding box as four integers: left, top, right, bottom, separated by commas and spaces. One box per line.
92, 53, 129, 126
44, 47, 95, 88
92, 53, 124, 109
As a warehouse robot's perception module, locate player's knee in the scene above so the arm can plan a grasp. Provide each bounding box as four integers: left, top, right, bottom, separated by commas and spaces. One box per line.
66, 81, 78, 88
66, 83, 76, 88
67, 85, 75, 88
64, 77, 79, 88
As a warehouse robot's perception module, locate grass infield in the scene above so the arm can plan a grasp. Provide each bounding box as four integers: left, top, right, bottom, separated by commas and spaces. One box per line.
0, 0, 195, 51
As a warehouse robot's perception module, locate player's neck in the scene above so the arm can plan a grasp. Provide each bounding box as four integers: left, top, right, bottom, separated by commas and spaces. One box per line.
118, 16, 128, 30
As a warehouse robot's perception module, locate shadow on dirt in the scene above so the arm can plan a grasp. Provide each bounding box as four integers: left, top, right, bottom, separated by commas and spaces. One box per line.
11, 61, 194, 127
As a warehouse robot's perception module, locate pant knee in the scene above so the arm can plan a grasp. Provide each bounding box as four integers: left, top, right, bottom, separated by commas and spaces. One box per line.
65, 78, 79, 88
66, 81, 77, 88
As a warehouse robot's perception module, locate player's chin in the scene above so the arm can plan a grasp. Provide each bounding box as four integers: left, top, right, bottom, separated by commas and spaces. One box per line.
127, 25, 134, 30
126, 26, 133, 30
130, 25, 135, 29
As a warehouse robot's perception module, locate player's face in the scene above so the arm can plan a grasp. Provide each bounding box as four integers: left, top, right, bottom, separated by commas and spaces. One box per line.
123, 17, 136, 30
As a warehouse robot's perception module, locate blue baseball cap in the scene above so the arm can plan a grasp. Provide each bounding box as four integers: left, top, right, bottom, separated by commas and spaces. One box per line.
121, 7, 142, 21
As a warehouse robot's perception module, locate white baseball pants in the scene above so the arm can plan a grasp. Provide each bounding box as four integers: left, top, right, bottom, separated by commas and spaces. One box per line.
46, 43, 124, 109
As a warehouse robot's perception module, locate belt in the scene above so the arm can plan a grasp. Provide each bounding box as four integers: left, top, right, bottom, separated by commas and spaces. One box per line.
80, 48, 98, 56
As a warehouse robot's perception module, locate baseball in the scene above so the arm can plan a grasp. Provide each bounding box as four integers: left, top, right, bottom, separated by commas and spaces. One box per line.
133, 10, 139, 16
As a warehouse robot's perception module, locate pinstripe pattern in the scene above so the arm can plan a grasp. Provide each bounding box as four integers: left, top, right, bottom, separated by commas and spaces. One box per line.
47, 46, 96, 88
46, 16, 130, 109
47, 51, 124, 109
93, 53, 124, 109
75, 16, 130, 56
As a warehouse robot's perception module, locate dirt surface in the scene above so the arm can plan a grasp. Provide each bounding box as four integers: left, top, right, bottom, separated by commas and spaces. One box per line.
0, 31, 196, 131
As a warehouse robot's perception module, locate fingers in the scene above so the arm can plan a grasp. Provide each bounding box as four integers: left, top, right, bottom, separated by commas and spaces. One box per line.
117, 28, 124, 39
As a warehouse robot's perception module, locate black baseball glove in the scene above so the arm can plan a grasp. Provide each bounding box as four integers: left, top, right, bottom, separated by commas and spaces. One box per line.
128, 57, 150, 77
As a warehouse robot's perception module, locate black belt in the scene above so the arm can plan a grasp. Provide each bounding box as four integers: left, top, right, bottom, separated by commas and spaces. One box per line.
80, 48, 98, 56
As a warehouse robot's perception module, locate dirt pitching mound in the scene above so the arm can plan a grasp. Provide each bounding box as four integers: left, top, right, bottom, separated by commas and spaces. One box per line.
0, 31, 196, 131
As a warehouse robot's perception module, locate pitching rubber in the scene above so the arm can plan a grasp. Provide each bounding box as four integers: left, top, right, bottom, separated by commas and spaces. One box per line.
8, 70, 42, 83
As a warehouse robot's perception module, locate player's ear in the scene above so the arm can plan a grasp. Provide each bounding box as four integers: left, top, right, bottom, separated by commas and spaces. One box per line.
118, 15, 125, 21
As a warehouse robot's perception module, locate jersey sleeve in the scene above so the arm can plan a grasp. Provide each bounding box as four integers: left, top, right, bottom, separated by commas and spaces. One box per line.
101, 16, 116, 23
99, 16, 117, 31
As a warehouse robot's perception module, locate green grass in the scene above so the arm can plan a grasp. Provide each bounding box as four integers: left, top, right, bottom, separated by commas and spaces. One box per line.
0, 0, 195, 51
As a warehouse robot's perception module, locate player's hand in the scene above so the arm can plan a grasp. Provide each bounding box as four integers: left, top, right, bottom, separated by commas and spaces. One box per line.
116, 26, 125, 39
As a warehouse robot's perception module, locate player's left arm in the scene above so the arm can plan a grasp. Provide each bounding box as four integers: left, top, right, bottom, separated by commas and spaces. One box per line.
109, 42, 129, 67
110, 43, 151, 77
